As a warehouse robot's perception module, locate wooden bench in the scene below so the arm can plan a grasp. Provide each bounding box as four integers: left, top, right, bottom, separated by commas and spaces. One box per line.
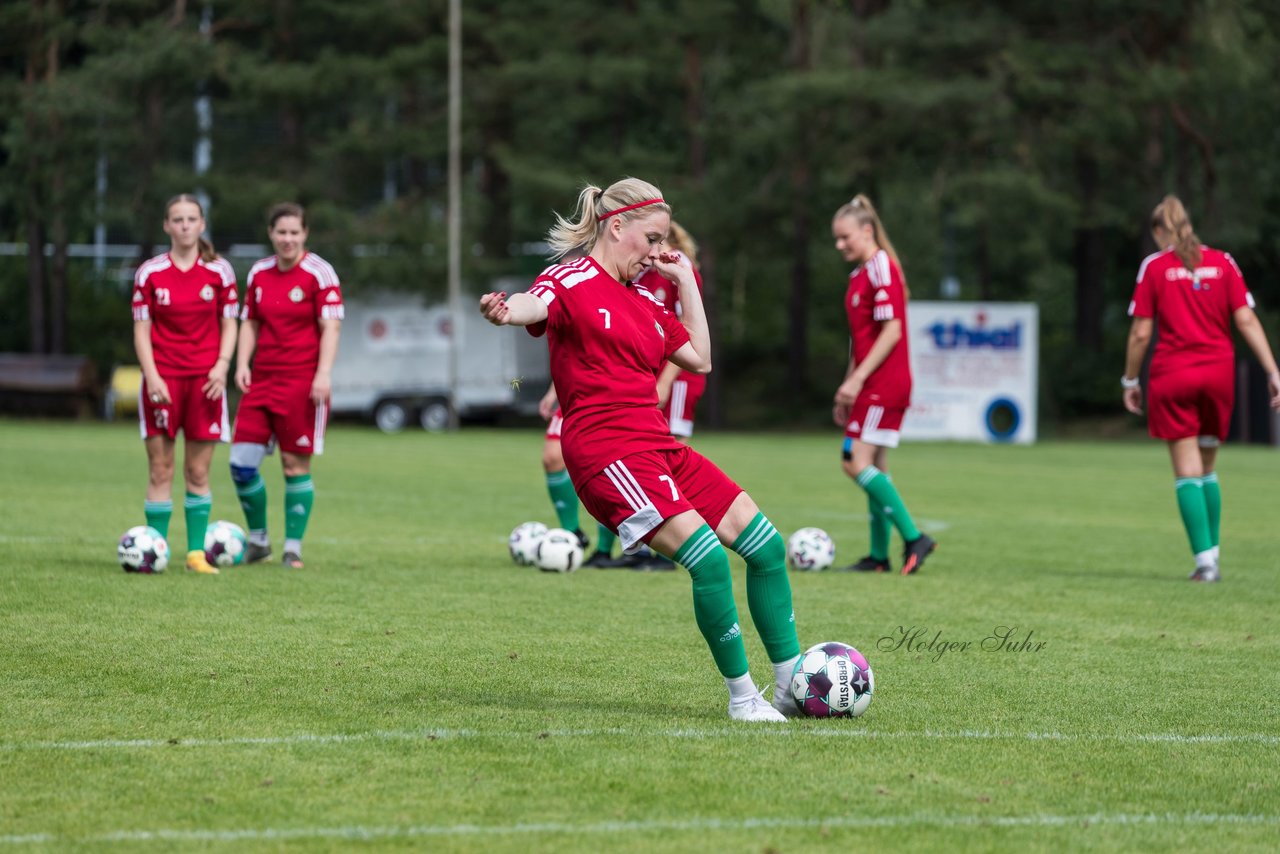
0, 353, 100, 418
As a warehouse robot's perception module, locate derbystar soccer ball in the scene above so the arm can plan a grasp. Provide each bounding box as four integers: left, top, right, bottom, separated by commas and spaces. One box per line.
790, 641, 874, 717
117, 525, 170, 574
509, 521, 548, 566
204, 520, 248, 567
787, 527, 835, 572
535, 527, 583, 573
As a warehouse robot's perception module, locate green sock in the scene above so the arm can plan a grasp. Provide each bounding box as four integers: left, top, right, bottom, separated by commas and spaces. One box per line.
1201, 472, 1221, 548
732, 513, 801, 663
868, 490, 891, 560
856, 465, 921, 542
183, 492, 212, 553
235, 474, 268, 537
595, 524, 616, 556
675, 525, 749, 679
144, 500, 172, 539
1175, 477, 1212, 556
545, 470, 580, 531
284, 474, 315, 541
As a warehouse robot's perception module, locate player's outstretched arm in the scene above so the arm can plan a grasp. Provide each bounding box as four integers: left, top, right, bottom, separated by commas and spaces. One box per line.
1233, 306, 1280, 408
479, 292, 547, 328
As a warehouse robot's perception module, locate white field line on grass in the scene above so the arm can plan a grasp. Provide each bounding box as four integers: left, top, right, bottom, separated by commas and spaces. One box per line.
1, 812, 1277, 846
2, 726, 1277, 753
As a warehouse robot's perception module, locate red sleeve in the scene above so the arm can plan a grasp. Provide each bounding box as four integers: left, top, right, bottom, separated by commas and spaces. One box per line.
1224, 253, 1255, 312
1129, 257, 1156, 318
650, 292, 690, 359
869, 253, 905, 324
241, 272, 258, 322
524, 276, 557, 338
317, 280, 345, 321
131, 266, 153, 322
213, 260, 239, 319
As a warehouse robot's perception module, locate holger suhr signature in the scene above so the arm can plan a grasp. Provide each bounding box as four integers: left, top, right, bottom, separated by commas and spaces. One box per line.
877, 626, 1047, 662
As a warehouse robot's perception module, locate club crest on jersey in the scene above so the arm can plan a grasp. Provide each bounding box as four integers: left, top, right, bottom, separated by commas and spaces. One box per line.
200, 284, 215, 301
852, 293, 861, 308
289, 286, 305, 303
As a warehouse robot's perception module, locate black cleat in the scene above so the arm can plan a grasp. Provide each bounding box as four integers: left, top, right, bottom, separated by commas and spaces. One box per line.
573, 529, 590, 551
901, 534, 937, 575
281, 551, 304, 569
245, 541, 272, 564
614, 549, 678, 571
583, 550, 618, 569
843, 555, 890, 573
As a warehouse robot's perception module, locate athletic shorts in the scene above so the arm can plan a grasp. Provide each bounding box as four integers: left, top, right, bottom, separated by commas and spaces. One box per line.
1147, 363, 1234, 442
844, 396, 906, 448
575, 445, 743, 552
662, 378, 703, 438
139, 373, 228, 442
232, 371, 328, 455
545, 407, 563, 440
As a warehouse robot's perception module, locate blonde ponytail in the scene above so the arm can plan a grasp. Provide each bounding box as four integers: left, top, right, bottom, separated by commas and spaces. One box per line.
833, 194, 908, 297
665, 221, 699, 267
546, 177, 670, 259
1150, 194, 1202, 269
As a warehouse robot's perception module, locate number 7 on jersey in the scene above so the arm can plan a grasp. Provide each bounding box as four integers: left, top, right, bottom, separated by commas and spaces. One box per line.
598, 308, 611, 329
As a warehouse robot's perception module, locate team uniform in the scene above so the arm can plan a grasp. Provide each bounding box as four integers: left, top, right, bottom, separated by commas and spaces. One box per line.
525, 256, 740, 551
132, 254, 238, 441
233, 253, 344, 455
1128, 247, 1255, 443
844, 249, 911, 448
635, 259, 707, 437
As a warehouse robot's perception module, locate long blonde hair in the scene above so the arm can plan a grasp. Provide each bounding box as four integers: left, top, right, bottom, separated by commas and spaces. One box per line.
164, 193, 218, 263
833, 194, 907, 294
1150, 194, 1202, 269
665, 220, 698, 267
546, 178, 670, 260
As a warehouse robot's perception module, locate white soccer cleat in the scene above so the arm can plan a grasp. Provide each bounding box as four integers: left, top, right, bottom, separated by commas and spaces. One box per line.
770, 686, 803, 718
728, 692, 788, 723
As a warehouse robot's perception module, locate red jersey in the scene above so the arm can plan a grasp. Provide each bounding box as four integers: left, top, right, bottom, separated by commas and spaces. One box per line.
526, 256, 691, 479
242, 253, 344, 374
1128, 246, 1255, 376
845, 249, 911, 406
634, 258, 707, 395
132, 254, 238, 377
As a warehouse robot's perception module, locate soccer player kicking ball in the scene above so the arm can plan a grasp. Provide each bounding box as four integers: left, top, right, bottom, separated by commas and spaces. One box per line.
480, 178, 801, 722
1122, 195, 1280, 582
831, 195, 936, 575
132, 194, 239, 575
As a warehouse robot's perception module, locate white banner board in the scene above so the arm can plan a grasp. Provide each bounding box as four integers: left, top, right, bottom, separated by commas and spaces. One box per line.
902, 302, 1039, 443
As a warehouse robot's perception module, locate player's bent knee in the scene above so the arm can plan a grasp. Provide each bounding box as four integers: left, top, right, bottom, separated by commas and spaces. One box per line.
229, 443, 268, 484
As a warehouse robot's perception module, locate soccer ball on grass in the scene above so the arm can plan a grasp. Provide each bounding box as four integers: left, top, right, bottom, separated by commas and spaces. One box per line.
790, 641, 874, 717
117, 525, 170, 574
509, 521, 548, 566
535, 527, 583, 573
204, 520, 248, 567
787, 527, 835, 572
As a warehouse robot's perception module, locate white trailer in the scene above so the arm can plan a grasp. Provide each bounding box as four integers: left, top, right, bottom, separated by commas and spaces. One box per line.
330, 293, 549, 432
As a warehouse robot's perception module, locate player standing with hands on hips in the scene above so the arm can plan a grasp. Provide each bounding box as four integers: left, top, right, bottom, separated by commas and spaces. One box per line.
133, 194, 239, 575
1122, 194, 1280, 582
832, 195, 937, 575
230, 203, 343, 569
480, 178, 802, 722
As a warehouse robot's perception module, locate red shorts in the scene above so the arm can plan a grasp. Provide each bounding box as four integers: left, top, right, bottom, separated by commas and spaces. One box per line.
663, 378, 704, 438
545, 407, 564, 440
844, 395, 906, 448
1147, 363, 1233, 441
232, 372, 328, 455
575, 446, 743, 552
139, 374, 228, 442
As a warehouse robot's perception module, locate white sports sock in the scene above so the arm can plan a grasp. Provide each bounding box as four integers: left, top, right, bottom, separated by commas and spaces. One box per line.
1194, 549, 1215, 569
1211, 545, 1220, 563
725, 673, 757, 702
773, 655, 800, 693
284, 538, 303, 556
249, 530, 269, 546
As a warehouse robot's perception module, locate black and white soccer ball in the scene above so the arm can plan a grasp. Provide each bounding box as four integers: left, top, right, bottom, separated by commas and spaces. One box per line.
786, 527, 836, 571
204, 520, 248, 567
509, 521, 548, 566
535, 527, 583, 573
117, 525, 170, 574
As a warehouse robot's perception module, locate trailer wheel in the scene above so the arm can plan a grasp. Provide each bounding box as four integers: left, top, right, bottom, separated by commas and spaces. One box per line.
420, 398, 452, 432
374, 400, 410, 433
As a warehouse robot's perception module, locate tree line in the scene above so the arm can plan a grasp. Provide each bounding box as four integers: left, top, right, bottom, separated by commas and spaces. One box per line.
3, 0, 1277, 426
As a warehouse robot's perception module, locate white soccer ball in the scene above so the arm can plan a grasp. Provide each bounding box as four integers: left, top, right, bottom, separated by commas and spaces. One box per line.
787, 527, 835, 572
790, 641, 875, 717
535, 527, 583, 573
204, 520, 248, 567
509, 521, 548, 566
117, 525, 170, 574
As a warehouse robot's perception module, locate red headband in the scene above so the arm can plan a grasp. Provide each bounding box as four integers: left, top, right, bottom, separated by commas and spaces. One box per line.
598, 198, 665, 221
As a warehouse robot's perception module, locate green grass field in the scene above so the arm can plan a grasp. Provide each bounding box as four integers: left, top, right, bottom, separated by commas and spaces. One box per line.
1, 420, 1277, 852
